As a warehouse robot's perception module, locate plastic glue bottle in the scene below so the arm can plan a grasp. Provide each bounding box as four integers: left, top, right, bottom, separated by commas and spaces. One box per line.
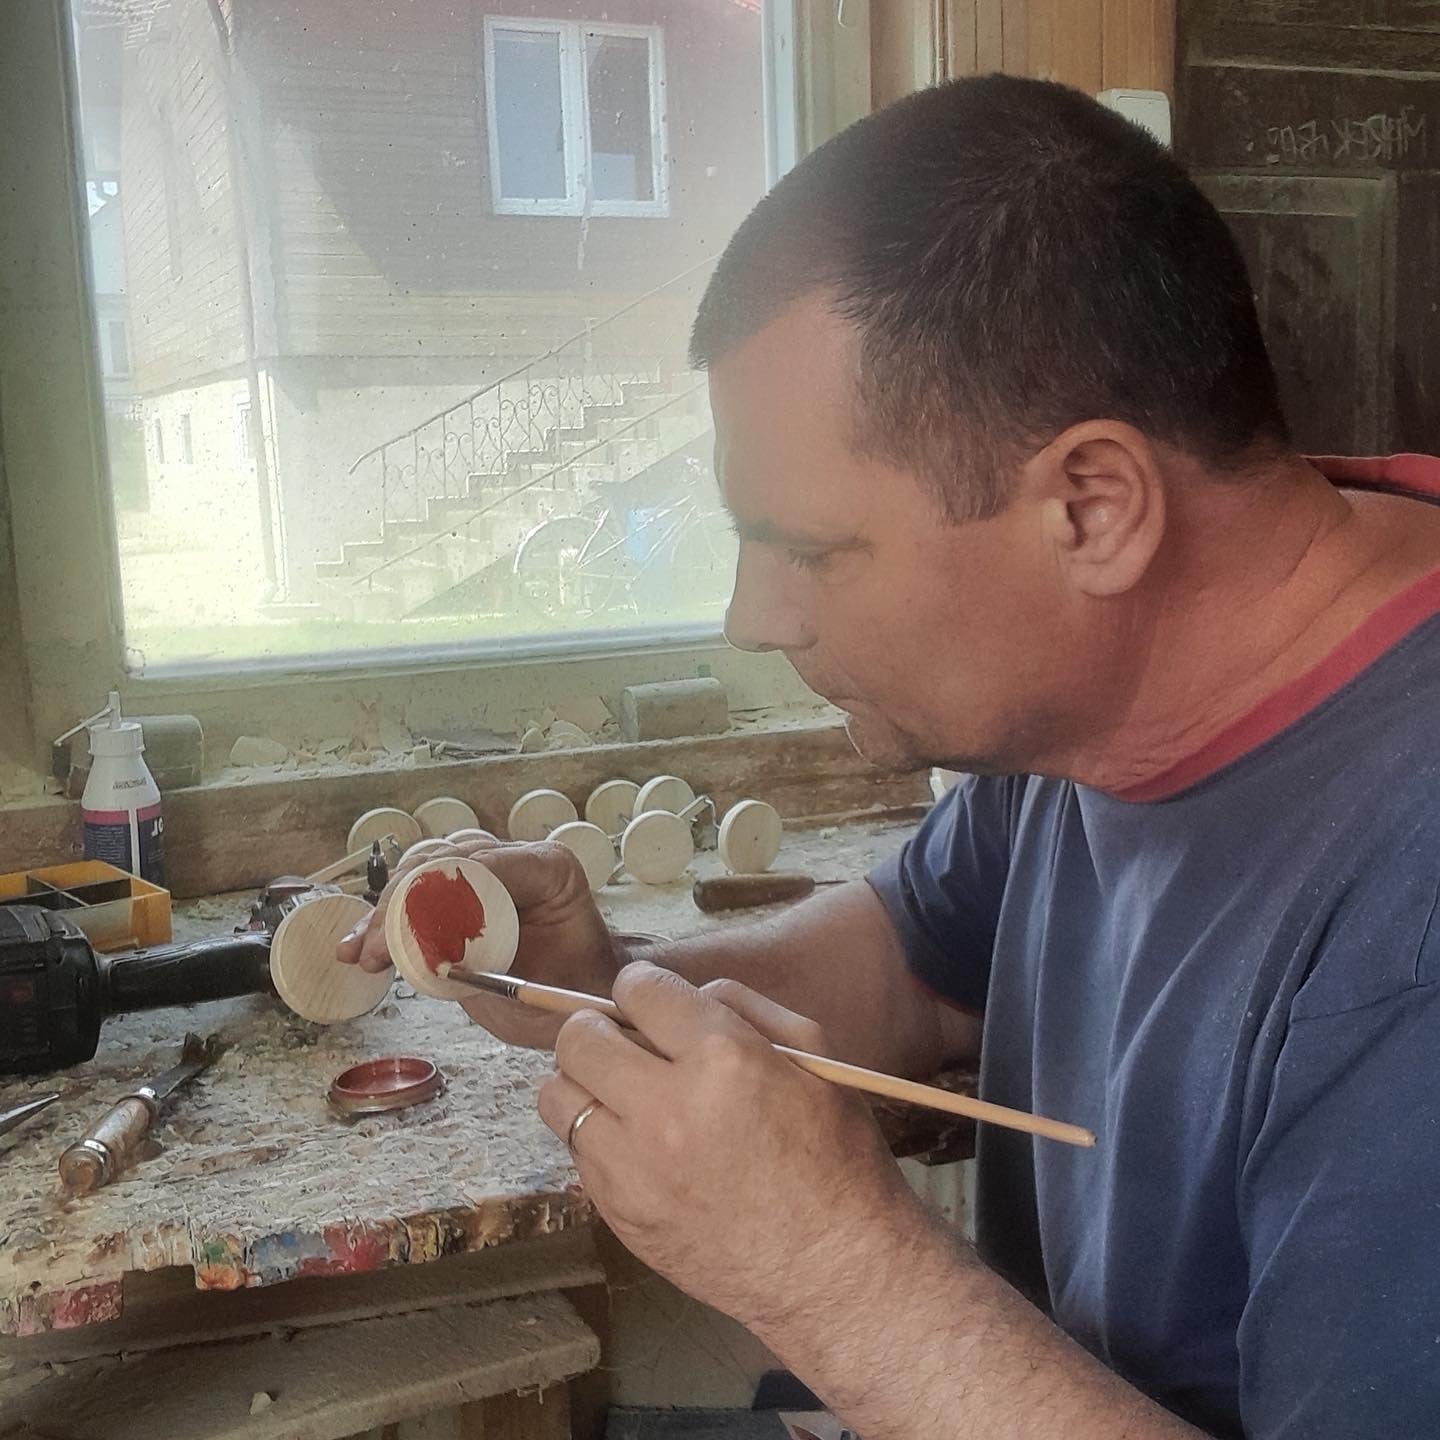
82, 691, 166, 887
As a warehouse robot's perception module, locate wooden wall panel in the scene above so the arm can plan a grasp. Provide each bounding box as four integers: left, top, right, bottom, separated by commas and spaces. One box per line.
247, 0, 766, 363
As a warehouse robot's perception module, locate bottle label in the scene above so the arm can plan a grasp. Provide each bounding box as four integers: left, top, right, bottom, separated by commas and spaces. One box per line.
83, 803, 166, 886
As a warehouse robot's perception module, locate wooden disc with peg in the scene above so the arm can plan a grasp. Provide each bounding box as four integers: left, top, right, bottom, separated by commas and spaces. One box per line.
620, 809, 695, 885
549, 820, 619, 892
634, 774, 696, 816
412, 796, 480, 838
717, 799, 783, 874
585, 778, 640, 835
270, 893, 393, 1023
507, 788, 579, 842
349, 806, 422, 855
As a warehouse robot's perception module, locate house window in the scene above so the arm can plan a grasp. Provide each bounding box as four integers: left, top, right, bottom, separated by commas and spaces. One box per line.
106, 319, 130, 377
235, 400, 254, 463
151, 419, 164, 465
485, 18, 669, 218
179, 412, 194, 464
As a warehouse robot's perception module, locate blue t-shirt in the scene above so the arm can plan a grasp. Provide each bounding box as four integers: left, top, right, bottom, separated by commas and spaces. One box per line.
870, 545, 1440, 1437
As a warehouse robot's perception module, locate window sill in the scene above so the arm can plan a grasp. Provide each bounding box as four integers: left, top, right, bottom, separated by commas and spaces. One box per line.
0, 718, 929, 899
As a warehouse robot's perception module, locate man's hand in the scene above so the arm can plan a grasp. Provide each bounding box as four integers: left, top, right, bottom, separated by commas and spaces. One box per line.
335, 833, 622, 1049
536, 961, 924, 1330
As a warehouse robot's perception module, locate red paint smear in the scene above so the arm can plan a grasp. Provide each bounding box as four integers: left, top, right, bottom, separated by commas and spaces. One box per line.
405, 867, 487, 972
298, 1224, 393, 1278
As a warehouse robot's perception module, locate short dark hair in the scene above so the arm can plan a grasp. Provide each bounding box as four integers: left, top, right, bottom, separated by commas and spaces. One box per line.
690, 75, 1291, 520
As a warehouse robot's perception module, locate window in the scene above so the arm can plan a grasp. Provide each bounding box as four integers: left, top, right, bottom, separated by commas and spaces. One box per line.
106, 319, 130, 377
56, 1, 793, 676
485, 19, 668, 218
235, 400, 254, 463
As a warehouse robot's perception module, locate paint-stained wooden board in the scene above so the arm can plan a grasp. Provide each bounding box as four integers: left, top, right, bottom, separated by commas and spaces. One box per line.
0, 816, 931, 1338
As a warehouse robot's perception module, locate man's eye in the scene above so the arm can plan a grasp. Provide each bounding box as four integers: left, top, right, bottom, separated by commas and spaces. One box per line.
787, 549, 833, 575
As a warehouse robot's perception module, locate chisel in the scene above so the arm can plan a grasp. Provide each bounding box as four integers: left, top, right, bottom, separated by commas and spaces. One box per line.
58, 1032, 223, 1195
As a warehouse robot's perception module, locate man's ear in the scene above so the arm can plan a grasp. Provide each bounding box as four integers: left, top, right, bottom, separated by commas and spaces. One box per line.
1028, 421, 1166, 598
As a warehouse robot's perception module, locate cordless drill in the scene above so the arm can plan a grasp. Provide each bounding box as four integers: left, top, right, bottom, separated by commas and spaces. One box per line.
0, 905, 275, 1076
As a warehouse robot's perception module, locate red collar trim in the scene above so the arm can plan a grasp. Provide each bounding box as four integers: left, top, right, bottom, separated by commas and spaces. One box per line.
1115, 454, 1440, 804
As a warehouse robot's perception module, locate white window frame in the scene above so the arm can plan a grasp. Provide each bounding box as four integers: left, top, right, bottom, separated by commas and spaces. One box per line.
483, 16, 671, 220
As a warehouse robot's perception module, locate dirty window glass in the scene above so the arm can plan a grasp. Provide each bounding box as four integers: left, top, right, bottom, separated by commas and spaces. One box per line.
69, 1, 769, 671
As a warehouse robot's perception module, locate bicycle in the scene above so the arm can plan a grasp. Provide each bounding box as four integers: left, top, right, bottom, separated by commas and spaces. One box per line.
512, 458, 734, 623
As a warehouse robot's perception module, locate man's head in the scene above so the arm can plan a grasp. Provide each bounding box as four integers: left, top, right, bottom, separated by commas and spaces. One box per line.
692, 75, 1292, 773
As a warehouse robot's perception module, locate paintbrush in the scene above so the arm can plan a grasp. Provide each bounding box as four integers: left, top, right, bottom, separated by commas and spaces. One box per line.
436, 965, 1095, 1149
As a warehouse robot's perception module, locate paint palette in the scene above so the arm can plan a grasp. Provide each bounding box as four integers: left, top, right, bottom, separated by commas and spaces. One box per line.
384, 857, 520, 1000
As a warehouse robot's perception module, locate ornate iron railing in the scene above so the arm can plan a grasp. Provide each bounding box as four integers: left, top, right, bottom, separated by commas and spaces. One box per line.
346, 256, 717, 538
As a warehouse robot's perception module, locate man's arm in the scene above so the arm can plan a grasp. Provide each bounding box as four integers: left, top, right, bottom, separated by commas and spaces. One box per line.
754, 1190, 1202, 1440
635, 878, 979, 1077
539, 964, 1200, 1440
344, 837, 978, 1077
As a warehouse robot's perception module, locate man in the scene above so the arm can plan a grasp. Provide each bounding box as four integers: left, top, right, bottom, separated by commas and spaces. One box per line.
342, 76, 1440, 1438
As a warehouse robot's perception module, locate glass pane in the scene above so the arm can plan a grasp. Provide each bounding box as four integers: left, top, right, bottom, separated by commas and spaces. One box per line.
70, 3, 766, 669
492, 28, 568, 202
585, 33, 655, 203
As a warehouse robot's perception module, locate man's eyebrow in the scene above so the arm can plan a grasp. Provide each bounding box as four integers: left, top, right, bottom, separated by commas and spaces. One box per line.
735, 517, 868, 550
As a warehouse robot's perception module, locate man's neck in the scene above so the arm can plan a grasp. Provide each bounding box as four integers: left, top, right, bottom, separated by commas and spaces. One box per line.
1050, 455, 1440, 794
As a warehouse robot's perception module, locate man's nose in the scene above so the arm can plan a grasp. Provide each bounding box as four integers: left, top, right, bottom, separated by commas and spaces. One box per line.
723, 546, 814, 654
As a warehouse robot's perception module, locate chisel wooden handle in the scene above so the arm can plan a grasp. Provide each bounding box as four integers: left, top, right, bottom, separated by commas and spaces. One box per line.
58, 1093, 157, 1195
692, 872, 820, 913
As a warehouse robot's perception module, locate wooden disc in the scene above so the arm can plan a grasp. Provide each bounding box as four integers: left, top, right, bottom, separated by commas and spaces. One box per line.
446, 828, 498, 846
584, 779, 641, 835
412, 796, 480, 839
620, 809, 695, 885
635, 774, 695, 815
717, 799, 783, 875
384, 857, 520, 1000
270, 893, 392, 1024
549, 821, 618, 892
402, 837, 455, 866
507, 788, 578, 842
348, 806, 423, 855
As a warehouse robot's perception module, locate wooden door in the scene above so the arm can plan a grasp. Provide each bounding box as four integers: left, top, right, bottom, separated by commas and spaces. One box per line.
1176, 2, 1439, 455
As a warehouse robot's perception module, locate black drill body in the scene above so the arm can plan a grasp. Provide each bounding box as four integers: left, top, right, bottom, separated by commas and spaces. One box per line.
0, 906, 274, 1075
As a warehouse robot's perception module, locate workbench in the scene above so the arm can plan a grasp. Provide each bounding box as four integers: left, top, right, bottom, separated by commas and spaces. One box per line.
0, 815, 959, 1438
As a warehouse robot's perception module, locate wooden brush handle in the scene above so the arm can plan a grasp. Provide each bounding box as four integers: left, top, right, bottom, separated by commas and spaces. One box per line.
498, 976, 1094, 1149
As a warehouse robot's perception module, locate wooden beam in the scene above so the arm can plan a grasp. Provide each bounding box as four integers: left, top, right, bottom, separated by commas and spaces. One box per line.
2, 1292, 598, 1440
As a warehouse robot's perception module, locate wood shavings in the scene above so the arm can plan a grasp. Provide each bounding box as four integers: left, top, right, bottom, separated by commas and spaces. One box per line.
0, 817, 917, 1338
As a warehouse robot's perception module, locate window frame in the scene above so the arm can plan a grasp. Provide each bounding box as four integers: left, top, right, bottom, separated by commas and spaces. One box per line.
482, 15, 671, 220
1, 0, 869, 768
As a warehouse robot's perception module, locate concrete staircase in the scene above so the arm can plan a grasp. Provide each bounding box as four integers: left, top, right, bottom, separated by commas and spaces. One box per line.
312, 372, 714, 624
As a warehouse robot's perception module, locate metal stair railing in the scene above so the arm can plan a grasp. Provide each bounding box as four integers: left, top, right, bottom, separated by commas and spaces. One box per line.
350, 379, 709, 594
346, 256, 717, 533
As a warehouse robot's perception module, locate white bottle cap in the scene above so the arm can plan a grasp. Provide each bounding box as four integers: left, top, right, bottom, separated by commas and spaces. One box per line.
88, 691, 145, 758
